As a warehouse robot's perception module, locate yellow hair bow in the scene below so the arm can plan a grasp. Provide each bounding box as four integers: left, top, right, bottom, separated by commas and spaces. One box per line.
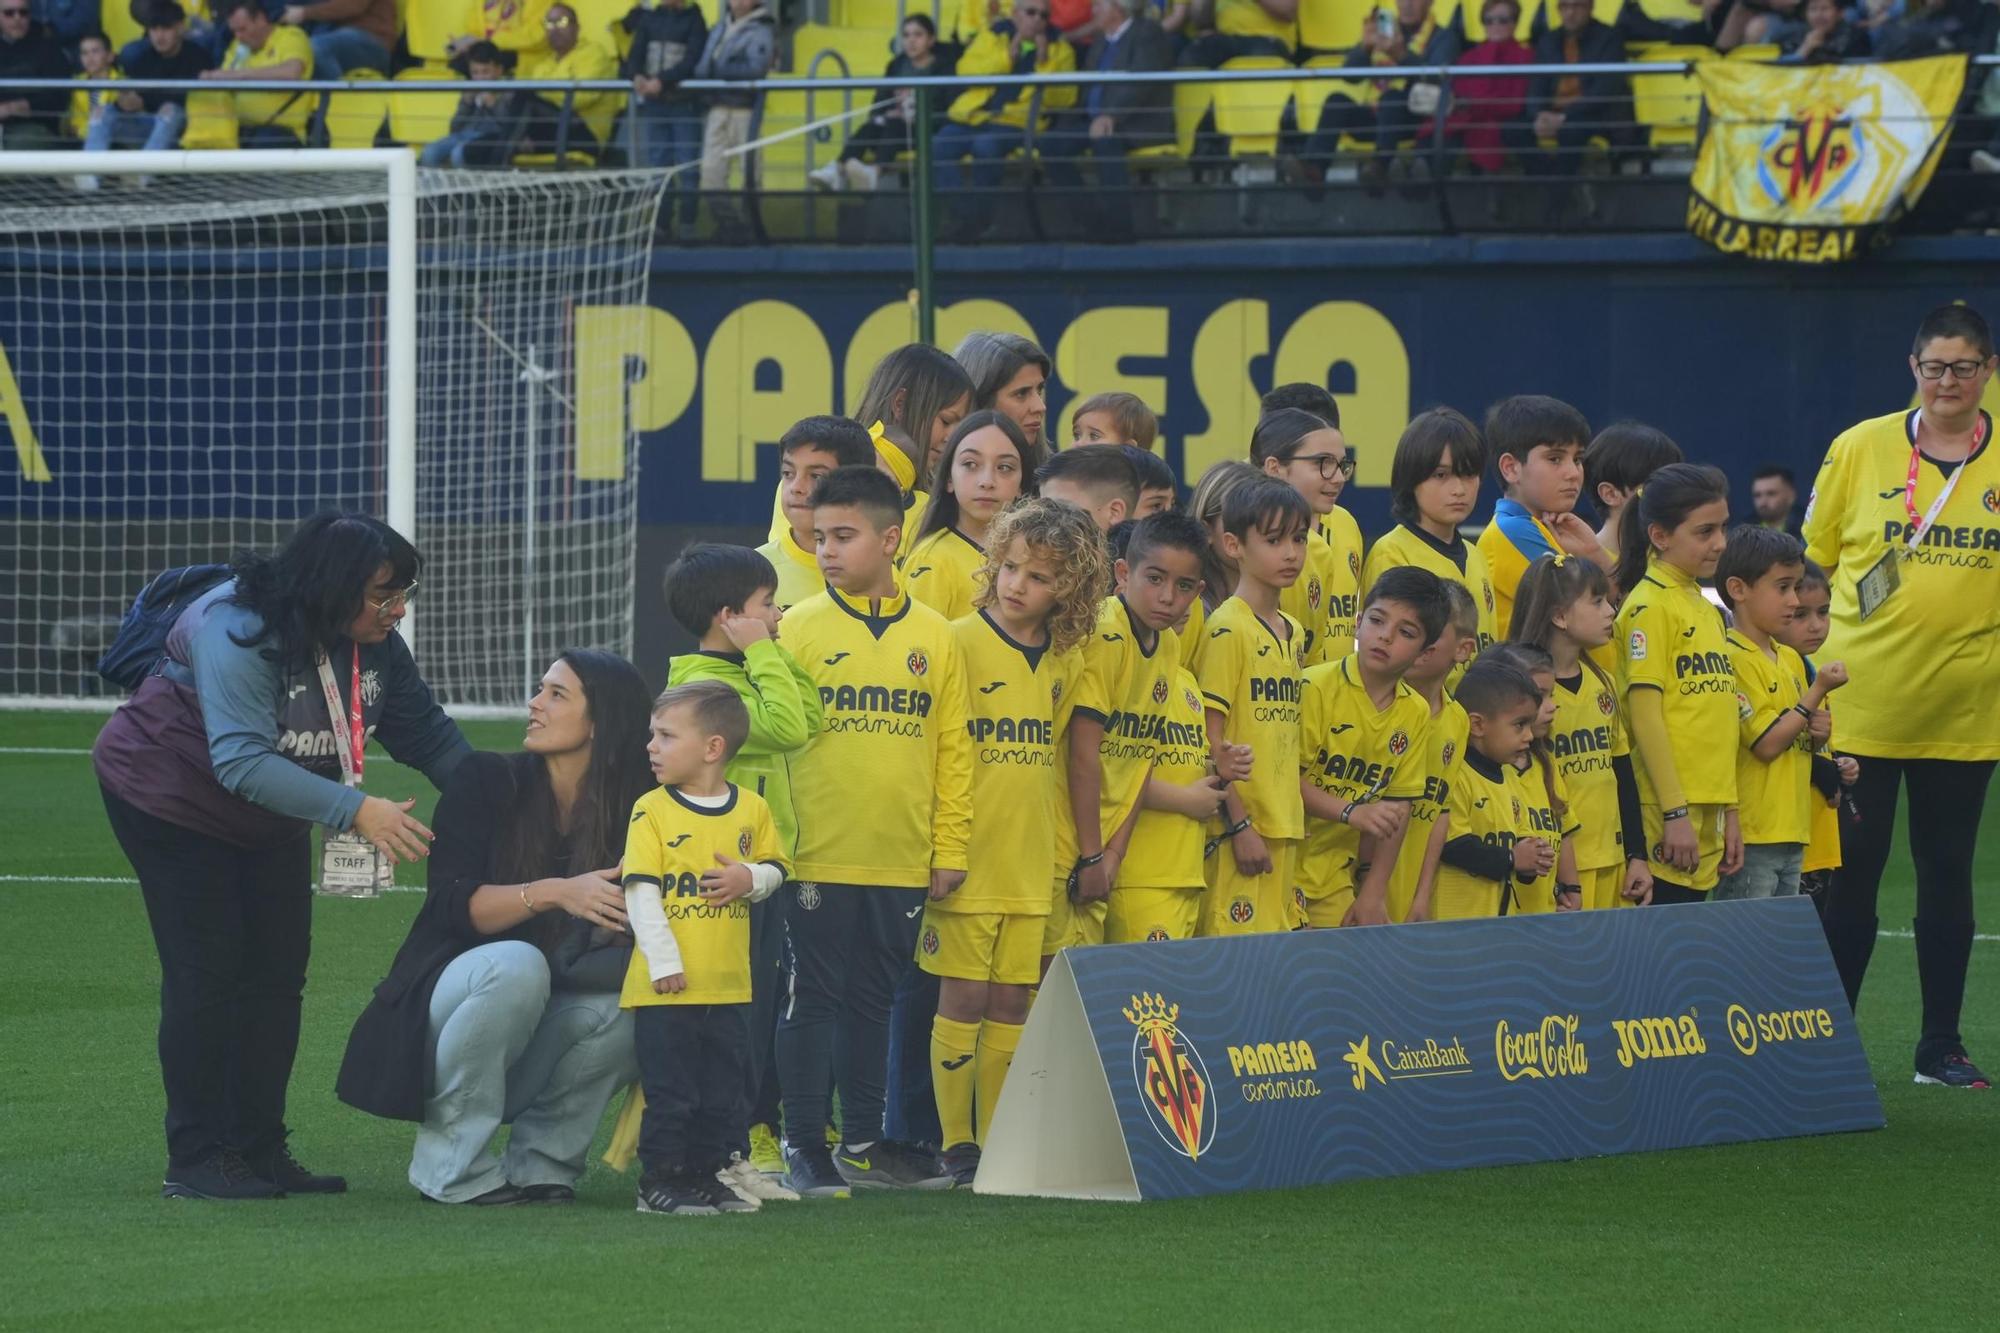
870, 419, 917, 492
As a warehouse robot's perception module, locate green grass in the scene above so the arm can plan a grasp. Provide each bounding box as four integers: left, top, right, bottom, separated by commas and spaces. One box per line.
1, 711, 1995, 1330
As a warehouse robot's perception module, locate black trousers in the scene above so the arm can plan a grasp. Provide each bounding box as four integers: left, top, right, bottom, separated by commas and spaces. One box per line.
100, 786, 312, 1167
1822, 756, 1994, 1062
838, 114, 912, 165
774, 882, 923, 1146
745, 895, 784, 1134
634, 1002, 751, 1176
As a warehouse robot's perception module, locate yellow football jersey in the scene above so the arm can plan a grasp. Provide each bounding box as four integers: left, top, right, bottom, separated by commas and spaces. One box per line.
1118, 667, 1211, 891
782, 580, 973, 887
1318, 505, 1365, 664
1432, 749, 1533, 921
1510, 758, 1579, 914
1388, 696, 1469, 922
1179, 594, 1208, 675
1363, 522, 1500, 656
1053, 596, 1183, 869
1615, 557, 1738, 808
620, 784, 783, 1007
1550, 665, 1628, 872
905, 527, 986, 624
946, 611, 1078, 915
1279, 528, 1341, 670
755, 529, 825, 611
1197, 597, 1305, 841
1297, 655, 1431, 904
1727, 632, 1814, 846
1804, 409, 2000, 759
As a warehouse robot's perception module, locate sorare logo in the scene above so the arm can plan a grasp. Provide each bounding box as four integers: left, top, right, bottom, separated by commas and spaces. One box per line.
1123, 993, 1216, 1161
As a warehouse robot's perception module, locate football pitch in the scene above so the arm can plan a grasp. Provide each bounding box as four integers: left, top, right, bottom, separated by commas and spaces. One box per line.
3, 711, 1995, 1331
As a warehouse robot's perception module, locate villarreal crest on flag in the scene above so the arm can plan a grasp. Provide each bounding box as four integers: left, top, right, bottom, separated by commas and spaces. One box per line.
1687, 55, 1966, 264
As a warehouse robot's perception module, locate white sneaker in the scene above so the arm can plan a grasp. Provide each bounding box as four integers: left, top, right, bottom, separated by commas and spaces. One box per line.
807, 161, 844, 191
720, 1153, 800, 1203
1973, 150, 2000, 175
843, 158, 880, 191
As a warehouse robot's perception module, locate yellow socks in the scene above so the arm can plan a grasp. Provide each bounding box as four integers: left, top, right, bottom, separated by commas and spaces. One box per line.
931, 1014, 981, 1149
974, 1020, 1024, 1145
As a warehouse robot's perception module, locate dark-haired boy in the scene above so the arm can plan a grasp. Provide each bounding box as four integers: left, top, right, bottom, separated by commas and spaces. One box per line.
1121, 445, 1179, 518
1430, 657, 1548, 920
1036, 444, 1140, 532
1476, 394, 1605, 635
1714, 527, 1846, 901
1297, 568, 1447, 928
1389, 580, 1478, 922
774, 467, 968, 1195
756, 416, 877, 610
1197, 478, 1311, 936
1048, 512, 1205, 958
661, 542, 822, 1175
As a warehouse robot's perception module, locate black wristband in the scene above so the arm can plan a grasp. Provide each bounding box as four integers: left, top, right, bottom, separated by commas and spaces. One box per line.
1661, 805, 1690, 823
1073, 851, 1105, 870
1556, 882, 1582, 897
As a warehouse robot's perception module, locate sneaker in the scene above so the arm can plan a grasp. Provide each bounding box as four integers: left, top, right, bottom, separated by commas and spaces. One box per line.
162, 1148, 284, 1201
807, 161, 844, 191
824, 1123, 841, 1147
252, 1144, 347, 1194
1972, 150, 2000, 175
420, 1184, 528, 1206
636, 1170, 719, 1215
842, 159, 880, 191
1915, 1050, 1992, 1088
699, 1170, 760, 1213
748, 1123, 784, 1176
516, 1183, 575, 1204
940, 1141, 981, 1189
721, 1153, 800, 1203
833, 1139, 954, 1191
781, 1142, 851, 1199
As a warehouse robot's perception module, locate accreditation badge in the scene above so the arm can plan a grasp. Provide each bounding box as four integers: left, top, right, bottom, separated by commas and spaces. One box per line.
319, 827, 394, 897
1856, 547, 1902, 623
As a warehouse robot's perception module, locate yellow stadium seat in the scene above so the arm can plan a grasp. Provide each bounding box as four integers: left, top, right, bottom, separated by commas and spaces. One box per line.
1726, 43, 1781, 60
180, 89, 238, 150
791, 22, 896, 78
325, 70, 388, 149
1211, 56, 1293, 157
833, 0, 904, 30
1298, 0, 1375, 52
1635, 0, 1703, 19
389, 67, 462, 148
1294, 53, 1377, 134
1173, 78, 1212, 157
1629, 44, 1709, 149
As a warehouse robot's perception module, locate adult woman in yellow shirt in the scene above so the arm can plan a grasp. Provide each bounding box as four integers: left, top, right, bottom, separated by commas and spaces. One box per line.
1803, 303, 2000, 1090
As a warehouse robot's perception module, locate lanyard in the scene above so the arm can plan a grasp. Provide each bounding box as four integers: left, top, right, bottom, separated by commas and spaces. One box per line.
315, 647, 365, 788
1903, 415, 1986, 552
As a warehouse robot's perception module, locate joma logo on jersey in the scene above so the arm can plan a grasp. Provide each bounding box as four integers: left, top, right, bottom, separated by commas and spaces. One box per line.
1250, 677, 1302, 703
1124, 993, 1215, 1161
1611, 1009, 1708, 1068
906, 649, 930, 677
1495, 1015, 1589, 1082
1675, 650, 1732, 678
818, 684, 934, 716
966, 716, 1053, 745
666, 833, 691, 847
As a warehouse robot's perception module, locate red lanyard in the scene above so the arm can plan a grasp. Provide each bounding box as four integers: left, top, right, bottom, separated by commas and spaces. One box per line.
346, 647, 365, 785
1905, 415, 1986, 544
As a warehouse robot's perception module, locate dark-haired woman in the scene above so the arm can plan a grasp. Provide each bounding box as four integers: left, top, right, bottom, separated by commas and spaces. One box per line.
338, 650, 654, 1203
1805, 303, 2000, 1090
94, 513, 469, 1200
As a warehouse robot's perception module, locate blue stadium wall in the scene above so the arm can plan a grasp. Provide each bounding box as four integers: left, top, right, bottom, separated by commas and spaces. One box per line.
6, 233, 2000, 683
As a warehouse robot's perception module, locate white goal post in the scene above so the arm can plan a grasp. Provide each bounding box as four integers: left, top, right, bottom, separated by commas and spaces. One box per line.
0, 149, 665, 716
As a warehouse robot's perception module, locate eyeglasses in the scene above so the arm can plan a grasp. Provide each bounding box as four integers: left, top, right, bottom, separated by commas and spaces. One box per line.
369, 582, 418, 615
0, 9, 32, 17
544, 13, 574, 25
1288, 452, 1356, 480
1916, 358, 1988, 380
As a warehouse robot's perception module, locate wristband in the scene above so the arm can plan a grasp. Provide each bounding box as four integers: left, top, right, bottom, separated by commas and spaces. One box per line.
1073, 851, 1105, 870
1224, 818, 1252, 839
520, 884, 537, 914
1792, 704, 1815, 722
1556, 882, 1582, 898
1661, 805, 1690, 823
1338, 802, 1355, 825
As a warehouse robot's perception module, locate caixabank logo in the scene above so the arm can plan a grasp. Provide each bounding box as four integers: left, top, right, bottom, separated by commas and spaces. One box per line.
1342, 1032, 1474, 1091
1123, 993, 1216, 1161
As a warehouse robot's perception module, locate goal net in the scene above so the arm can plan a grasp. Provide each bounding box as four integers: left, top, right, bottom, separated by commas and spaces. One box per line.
0, 150, 664, 714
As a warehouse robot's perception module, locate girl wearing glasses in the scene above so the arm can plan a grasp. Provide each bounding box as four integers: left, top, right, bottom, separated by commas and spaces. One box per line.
1803, 303, 2000, 1090
94, 513, 470, 1199
1252, 408, 1361, 667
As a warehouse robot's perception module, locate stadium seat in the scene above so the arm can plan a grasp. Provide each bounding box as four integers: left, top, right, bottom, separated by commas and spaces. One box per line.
791, 22, 895, 78
833, 0, 903, 30
1172, 77, 1213, 157
405, 0, 460, 64
389, 67, 462, 148
1297, 0, 1374, 53
1211, 56, 1294, 157
1726, 43, 1781, 60
103, 1, 144, 54
1294, 53, 1377, 149
179, 90, 239, 150
1634, 0, 1703, 19
1629, 44, 1709, 150
325, 70, 388, 149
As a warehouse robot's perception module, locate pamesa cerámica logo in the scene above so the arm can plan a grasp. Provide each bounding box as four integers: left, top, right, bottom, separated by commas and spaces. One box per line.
1124, 993, 1216, 1161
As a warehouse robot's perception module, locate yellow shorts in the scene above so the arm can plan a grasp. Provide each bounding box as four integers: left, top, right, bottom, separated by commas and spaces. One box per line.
1511, 875, 1561, 915
1105, 885, 1202, 944
1043, 876, 1108, 956
1579, 863, 1633, 910
918, 906, 1044, 986
1640, 802, 1728, 893
1300, 883, 1351, 929
1430, 874, 1506, 922
1198, 837, 1299, 937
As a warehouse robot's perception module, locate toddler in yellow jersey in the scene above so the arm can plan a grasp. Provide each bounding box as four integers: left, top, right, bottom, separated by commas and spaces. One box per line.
1298, 568, 1448, 928
1507, 555, 1653, 909
1612, 463, 1740, 904
1253, 408, 1357, 667
1485, 644, 1584, 913
1198, 476, 1312, 936
1778, 561, 1861, 907
1393, 581, 1479, 923
1035, 444, 1140, 534
624, 681, 792, 1216
1432, 657, 1550, 920
924, 500, 1105, 1186
1477, 395, 1614, 636
1049, 513, 1209, 961
905, 412, 1032, 622
757, 417, 878, 611
1364, 408, 1501, 660
1714, 528, 1849, 900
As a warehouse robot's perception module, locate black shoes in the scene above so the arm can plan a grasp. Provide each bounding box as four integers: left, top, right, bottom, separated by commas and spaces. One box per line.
517, 1183, 575, 1204
255, 1145, 347, 1194
781, 1142, 852, 1199
940, 1142, 982, 1189
420, 1184, 529, 1205
161, 1148, 284, 1201
833, 1139, 954, 1191
636, 1170, 719, 1215
1915, 1049, 1992, 1089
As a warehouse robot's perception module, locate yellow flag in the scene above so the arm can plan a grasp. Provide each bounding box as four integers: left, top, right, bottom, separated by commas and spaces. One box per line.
1688, 55, 1967, 264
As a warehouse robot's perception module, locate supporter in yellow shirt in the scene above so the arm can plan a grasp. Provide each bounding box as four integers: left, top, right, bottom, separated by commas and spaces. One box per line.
207, 3, 315, 145
935, 0, 1076, 237
1254, 408, 1355, 667
1365, 408, 1501, 674
521, 4, 619, 152
906, 412, 1032, 622
67, 33, 121, 140
756, 417, 877, 611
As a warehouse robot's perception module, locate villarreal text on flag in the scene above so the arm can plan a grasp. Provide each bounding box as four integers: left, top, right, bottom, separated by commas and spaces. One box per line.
1686, 55, 1967, 264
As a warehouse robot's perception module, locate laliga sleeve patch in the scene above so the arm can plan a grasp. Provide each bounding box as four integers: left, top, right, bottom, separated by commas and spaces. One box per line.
1627, 629, 1648, 661
1736, 691, 1754, 722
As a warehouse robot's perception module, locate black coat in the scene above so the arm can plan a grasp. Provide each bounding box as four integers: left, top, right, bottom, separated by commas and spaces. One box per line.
1086, 17, 1176, 144
335, 751, 626, 1122
1525, 21, 1630, 122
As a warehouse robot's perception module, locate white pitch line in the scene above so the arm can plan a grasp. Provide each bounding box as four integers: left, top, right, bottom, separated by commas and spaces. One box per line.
0, 746, 93, 756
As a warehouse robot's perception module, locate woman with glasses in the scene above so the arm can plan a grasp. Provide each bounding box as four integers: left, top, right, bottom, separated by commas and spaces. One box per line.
1804, 303, 2000, 1090
94, 512, 471, 1198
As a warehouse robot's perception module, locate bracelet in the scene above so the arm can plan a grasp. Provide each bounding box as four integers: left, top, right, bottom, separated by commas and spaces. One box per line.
1073, 851, 1105, 870
1661, 806, 1690, 823
1557, 882, 1582, 898
1338, 802, 1355, 825
520, 883, 537, 914
1793, 704, 1815, 722
1223, 818, 1252, 839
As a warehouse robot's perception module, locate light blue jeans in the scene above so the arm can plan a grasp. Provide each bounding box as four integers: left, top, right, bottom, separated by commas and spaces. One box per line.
1712, 841, 1805, 901
83, 102, 186, 154
308, 26, 391, 79
409, 940, 638, 1203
